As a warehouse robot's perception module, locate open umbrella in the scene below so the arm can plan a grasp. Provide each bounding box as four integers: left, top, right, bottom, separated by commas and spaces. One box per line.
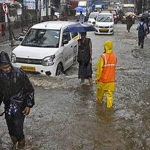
142, 12, 150, 19
64, 23, 96, 33
75, 7, 86, 12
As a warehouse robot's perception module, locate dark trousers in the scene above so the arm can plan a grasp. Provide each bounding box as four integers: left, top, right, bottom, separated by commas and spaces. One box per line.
5, 110, 25, 141
138, 35, 145, 48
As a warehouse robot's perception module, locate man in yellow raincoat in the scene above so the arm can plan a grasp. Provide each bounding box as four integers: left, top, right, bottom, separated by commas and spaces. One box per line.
95, 41, 117, 108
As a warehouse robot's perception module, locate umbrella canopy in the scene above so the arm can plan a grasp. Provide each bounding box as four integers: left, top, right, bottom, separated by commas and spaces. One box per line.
137, 11, 150, 19
64, 23, 96, 33
142, 12, 150, 18
125, 12, 135, 17
75, 6, 86, 12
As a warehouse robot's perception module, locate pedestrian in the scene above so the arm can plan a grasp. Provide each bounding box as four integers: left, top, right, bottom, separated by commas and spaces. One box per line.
77, 32, 92, 86
95, 41, 117, 109
126, 14, 133, 32
78, 11, 85, 24
1, 23, 5, 36
136, 17, 148, 48
0, 51, 35, 149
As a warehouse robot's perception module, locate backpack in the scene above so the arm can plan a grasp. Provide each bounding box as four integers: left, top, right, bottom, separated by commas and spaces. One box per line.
77, 38, 90, 65
138, 23, 146, 36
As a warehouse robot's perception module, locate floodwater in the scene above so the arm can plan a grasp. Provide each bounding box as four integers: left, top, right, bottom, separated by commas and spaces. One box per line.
0, 23, 150, 150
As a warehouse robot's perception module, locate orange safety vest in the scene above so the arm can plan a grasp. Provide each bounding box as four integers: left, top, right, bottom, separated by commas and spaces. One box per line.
100, 52, 117, 83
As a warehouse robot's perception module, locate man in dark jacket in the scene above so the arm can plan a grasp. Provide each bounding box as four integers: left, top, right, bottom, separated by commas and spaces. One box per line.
0, 51, 34, 149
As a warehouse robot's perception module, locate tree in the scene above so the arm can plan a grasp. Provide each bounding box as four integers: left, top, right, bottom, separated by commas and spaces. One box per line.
135, 0, 143, 15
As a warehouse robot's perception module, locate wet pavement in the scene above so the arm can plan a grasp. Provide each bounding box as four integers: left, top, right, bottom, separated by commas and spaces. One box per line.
0, 23, 150, 150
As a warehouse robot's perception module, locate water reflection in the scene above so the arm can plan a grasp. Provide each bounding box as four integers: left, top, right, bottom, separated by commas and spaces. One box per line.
95, 102, 115, 123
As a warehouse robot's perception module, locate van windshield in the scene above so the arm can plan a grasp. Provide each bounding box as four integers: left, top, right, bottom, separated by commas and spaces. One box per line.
21, 29, 60, 48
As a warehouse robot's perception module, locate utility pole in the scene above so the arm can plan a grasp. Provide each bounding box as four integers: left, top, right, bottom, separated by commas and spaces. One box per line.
35, 0, 38, 23
39, 0, 41, 22
60, 0, 66, 13
46, 0, 49, 20
60, 0, 67, 20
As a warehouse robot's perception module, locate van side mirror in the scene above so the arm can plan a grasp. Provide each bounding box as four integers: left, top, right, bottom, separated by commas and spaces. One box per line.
18, 33, 25, 41
62, 39, 68, 45
19, 37, 24, 41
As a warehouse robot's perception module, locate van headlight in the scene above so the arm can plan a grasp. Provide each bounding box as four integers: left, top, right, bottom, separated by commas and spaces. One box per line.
42, 55, 55, 66
11, 53, 16, 63
110, 25, 113, 28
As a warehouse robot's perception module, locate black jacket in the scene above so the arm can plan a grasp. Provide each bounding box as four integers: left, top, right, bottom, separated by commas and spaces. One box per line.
0, 51, 34, 110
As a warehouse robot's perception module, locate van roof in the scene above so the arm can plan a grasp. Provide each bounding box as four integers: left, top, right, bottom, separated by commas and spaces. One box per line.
31, 21, 77, 30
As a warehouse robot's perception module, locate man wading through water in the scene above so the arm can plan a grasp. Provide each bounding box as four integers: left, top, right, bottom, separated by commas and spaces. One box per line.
0, 51, 34, 150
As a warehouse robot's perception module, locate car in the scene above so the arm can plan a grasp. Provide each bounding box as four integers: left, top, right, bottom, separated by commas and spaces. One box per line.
95, 12, 114, 35
87, 12, 100, 25
11, 21, 79, 76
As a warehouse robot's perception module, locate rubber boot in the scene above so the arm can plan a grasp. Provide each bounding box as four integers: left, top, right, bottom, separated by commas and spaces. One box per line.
18, 138, 25, 149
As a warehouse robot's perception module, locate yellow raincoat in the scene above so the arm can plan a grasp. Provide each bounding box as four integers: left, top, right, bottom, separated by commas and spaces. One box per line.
95, 41, 117, 108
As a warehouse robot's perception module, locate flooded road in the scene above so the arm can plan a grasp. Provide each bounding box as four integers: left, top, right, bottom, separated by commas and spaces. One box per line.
0, 23, 150, 150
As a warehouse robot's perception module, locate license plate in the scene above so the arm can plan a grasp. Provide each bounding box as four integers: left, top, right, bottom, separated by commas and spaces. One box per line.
100, 28, 108, 32
21, 66, 35, 72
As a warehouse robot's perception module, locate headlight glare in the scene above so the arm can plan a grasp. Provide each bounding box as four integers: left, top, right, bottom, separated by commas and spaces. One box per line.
42, 55, 55, 66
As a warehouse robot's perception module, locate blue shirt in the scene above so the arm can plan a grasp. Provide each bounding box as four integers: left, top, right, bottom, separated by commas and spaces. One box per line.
79, 14, 85, 24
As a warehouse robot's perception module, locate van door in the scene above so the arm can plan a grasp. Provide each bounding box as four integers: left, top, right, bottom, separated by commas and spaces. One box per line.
62, 32, 74, 70
71, 32, 78, 62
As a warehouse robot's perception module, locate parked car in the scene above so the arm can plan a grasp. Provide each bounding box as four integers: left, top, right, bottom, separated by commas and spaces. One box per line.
87, 12, 99, 25
11, 21, 79, 76
95, 12, 114, 35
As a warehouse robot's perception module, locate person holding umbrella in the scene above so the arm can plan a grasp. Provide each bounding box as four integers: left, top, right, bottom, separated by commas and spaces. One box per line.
64, 22, 96, 86
75, 7, 86, 24
77, 32, 93, 86
78, 11, 85, 24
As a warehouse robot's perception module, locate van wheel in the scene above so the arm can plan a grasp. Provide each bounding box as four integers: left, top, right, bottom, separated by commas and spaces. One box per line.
56, 63, 64, 76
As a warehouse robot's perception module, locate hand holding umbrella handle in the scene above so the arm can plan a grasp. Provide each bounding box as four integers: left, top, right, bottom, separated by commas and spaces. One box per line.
0, 111, 5, 116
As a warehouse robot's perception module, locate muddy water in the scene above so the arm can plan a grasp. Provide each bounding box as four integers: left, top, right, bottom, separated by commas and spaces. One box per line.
0, 23, 150, 150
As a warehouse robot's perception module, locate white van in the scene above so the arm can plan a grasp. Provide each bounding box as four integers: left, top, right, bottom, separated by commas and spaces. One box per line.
11, 21, 79, 76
